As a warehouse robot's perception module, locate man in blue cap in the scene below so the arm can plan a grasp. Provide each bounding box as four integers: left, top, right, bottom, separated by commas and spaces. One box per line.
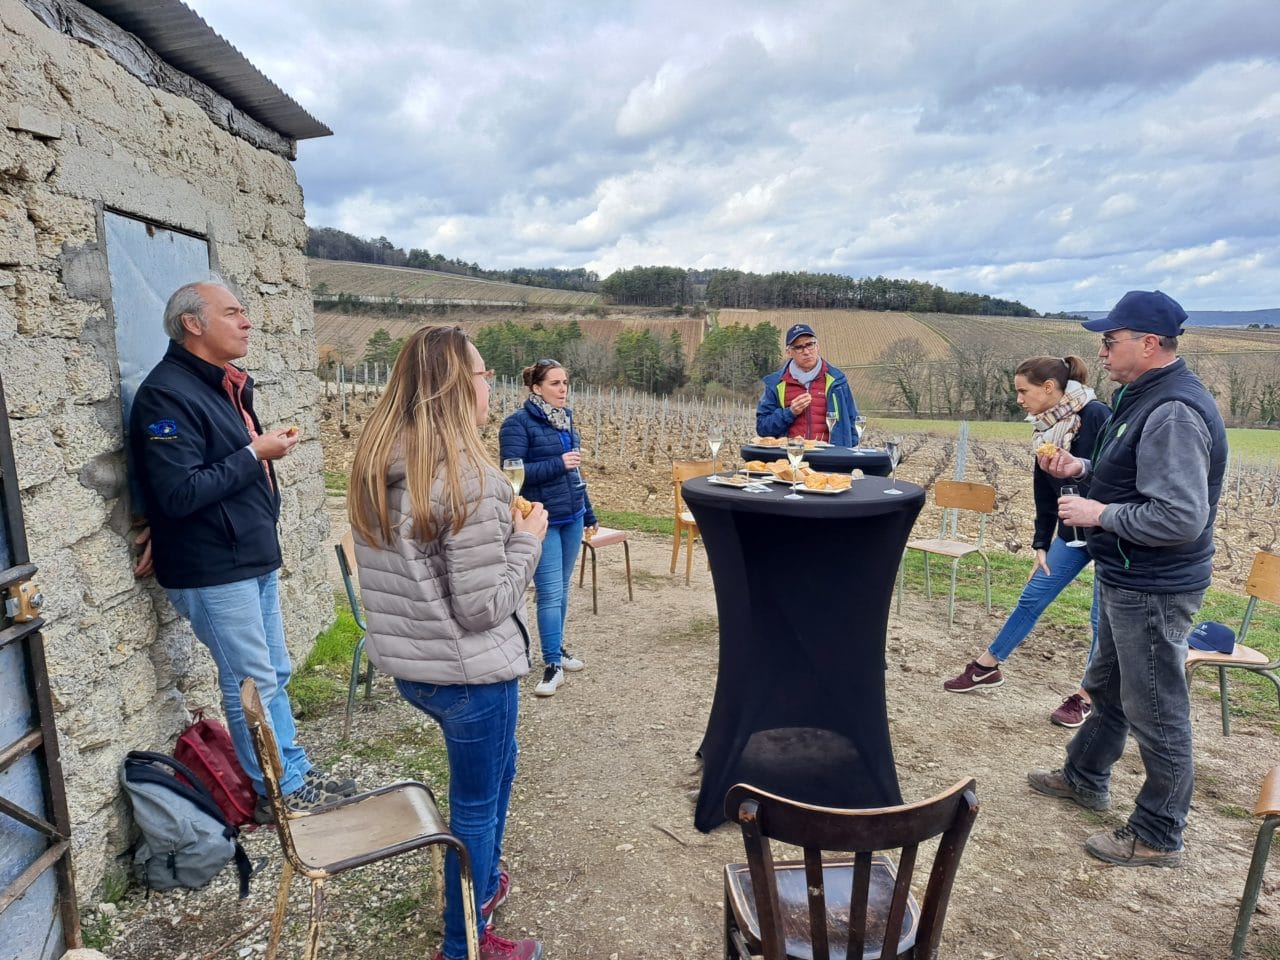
1027, 290, 1227, 867
755, 323, 859, 444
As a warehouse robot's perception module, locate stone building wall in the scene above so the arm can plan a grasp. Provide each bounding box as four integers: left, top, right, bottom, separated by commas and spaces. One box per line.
0, 0, 332, 898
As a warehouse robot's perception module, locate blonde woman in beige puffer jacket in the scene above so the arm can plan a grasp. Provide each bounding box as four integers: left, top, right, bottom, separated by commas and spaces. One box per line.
348, 325, 548, 960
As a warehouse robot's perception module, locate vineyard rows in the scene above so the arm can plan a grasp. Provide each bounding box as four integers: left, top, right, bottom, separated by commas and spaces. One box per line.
309, 259, 601, 306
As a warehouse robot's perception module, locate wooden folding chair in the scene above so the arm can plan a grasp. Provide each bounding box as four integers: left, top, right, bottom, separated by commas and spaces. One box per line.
724, 779, 979, 960
671, 459, 714, 585
1185, 549, 1280, 736
240, 678, 478, 960
897, 480, 996, 627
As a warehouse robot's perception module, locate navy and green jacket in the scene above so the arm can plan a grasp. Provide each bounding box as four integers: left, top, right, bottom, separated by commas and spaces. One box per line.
129, 341, 281, 589
755, 362, 858, 446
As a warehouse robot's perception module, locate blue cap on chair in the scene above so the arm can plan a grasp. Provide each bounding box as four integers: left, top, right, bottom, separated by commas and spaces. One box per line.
1187, 621, 1235, 654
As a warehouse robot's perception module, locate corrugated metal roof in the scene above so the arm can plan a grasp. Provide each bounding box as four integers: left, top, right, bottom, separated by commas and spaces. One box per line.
79, 0, 331, 140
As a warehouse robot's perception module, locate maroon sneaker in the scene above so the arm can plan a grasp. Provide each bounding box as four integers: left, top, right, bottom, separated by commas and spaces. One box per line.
943, 660, 1004, 692
435, 929, 543, 960
482, 869, 510, 926
1050, 693, 1093, 728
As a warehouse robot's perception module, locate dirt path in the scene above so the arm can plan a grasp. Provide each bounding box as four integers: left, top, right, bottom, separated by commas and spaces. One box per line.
100, 502, 1279, 959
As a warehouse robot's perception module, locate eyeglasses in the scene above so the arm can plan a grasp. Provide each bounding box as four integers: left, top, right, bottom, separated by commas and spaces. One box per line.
1100, 334, 1148, 351
474, 369, 495, 385
789, 340, 818, 352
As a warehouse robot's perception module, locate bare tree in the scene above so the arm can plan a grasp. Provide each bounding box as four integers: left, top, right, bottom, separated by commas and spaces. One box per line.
875, 337, 930, 416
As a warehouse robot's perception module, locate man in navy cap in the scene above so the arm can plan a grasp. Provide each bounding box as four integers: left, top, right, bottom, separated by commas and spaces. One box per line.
1027, 290, 1227, 868
755, 323, 859, 444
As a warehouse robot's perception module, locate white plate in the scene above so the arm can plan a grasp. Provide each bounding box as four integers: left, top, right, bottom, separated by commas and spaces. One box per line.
767, 475, 852, 494
707, 474, 752, 488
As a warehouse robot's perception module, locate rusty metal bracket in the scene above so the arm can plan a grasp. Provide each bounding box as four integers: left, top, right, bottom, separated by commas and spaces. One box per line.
5, 579, 43, 623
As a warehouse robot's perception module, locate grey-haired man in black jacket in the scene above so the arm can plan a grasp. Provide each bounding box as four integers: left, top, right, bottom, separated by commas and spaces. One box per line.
131, 278, 355, 822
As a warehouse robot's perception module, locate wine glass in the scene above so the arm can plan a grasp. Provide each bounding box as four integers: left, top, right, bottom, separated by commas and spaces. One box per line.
707, 425, 724, 475
854, 415, 867, 447
502, 458, 524, 496
784, 436, 806, 500
825, 411, 838, 445
570, 445, 586, 488
883, 438, 903, 495
1059, 484, 1088, 547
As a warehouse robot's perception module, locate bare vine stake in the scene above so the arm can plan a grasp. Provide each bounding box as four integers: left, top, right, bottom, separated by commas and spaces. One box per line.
593, 391, 601, 458
954, 421, 970, 480
339, 365, 347, 421
618, 394, 630, 457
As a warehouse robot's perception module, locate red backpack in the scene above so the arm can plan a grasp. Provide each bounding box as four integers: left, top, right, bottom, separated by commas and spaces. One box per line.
174, 710, 257, 828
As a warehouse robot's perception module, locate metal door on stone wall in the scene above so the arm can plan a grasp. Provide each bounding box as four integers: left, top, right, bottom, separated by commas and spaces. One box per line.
0, 373, 81, 958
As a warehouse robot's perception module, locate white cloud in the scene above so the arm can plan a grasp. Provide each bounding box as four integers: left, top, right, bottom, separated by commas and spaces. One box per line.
186, 0, 1280, 311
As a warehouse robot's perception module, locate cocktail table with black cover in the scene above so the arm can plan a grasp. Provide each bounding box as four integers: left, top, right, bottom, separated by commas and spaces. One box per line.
682, 475, 925, 832
739, 443, 893, 476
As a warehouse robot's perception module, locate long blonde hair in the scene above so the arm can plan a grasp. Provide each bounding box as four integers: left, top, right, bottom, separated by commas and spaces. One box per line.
348, 325, 494, 545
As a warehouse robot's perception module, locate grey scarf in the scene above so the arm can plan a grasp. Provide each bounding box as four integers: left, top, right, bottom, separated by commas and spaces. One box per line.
530, 393, 571, 431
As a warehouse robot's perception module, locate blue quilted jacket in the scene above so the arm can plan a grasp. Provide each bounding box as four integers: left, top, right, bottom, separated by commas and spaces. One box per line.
498, 399, 596, 526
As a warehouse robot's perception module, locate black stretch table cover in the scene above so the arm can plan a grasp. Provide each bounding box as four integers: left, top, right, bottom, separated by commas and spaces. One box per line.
739, 443, 892, 476
683, 475, 925, 832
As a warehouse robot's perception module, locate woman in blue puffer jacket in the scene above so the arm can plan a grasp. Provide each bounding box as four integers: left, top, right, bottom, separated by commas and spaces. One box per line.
499, 359, 597, 697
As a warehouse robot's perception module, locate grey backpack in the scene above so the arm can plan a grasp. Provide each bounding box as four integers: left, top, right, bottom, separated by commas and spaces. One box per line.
121, 751, 252, 896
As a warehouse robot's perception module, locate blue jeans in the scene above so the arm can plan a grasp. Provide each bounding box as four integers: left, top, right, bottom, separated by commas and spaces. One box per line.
166, 570, 311, 796
533, 517, 585, 665
987, 538, 1099, 683
397, 678, 518, 960
1062, 583, 1202, 852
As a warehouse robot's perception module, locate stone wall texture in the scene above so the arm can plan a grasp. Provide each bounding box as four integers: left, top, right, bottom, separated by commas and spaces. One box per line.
1, 0, 332, 900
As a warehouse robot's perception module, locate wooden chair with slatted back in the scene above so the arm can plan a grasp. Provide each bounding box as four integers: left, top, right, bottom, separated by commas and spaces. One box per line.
241, 678, 478, 960
335, 532, 375, 739
1185, 549, 1280, 736
723, 779, 979, 960
671, 459, 715, 585
897, 480, 996, 628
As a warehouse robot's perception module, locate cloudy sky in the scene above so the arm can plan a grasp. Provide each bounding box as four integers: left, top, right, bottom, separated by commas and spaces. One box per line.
187, 0, 1280, 313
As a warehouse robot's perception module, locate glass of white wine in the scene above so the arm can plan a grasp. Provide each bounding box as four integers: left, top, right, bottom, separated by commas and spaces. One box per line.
1059, 484, 1087, 547
854, 415, 867, 447
883, 438, 903, 495
825, 411, 838, 445
707, 425, 724, 475
784, 436, 806, 500
502, 458, 524, 496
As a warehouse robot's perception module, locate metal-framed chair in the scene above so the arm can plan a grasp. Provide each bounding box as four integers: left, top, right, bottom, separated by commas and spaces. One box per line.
1185, 549, 1280, 736
723, 778, 979, 960
1232, 763, 1280, 959
335, 533, 374, 739
671, 459, 715, 585
240, 678, 478, 960
578, 526, 633, 614
897, 480, 996, 627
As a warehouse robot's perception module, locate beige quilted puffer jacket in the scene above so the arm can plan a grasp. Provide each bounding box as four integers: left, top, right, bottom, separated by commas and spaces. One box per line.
353, 458, 541, 684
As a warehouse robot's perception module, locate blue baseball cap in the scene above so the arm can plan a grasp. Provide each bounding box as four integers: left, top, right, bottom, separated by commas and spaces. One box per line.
786, 323, 816, 345
1187, 621, 1235, 654
1081, 290, 1187, 337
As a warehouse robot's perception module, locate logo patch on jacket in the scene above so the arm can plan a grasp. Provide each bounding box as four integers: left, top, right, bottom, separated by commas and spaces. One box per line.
147, 419, 179, 439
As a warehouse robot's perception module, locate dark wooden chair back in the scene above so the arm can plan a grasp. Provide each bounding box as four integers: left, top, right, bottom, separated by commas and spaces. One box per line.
724, 778, 979, 960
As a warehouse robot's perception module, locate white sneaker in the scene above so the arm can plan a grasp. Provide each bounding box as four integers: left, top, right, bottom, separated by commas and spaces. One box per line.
534, 665, 564, 697
560, 651, 585, 672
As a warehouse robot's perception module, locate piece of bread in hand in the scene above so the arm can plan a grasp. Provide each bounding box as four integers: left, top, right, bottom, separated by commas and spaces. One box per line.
1035, 441, 1059, 458
285, 425, 300, 437
513, 495, 534, 518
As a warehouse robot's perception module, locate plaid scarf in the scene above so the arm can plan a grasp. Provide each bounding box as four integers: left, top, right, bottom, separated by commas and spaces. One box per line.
1030, 380, 1096, 454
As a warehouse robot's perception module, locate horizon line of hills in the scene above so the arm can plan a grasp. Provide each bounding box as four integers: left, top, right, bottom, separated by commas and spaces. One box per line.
306, 225, 1279, 326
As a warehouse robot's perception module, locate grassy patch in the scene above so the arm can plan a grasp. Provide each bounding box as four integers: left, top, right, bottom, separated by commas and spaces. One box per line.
596, 509, 674, 536
349, 722, 450, 785
324, 470, 349, 494
290, 596, 363, 718
81, 913, 115, 951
